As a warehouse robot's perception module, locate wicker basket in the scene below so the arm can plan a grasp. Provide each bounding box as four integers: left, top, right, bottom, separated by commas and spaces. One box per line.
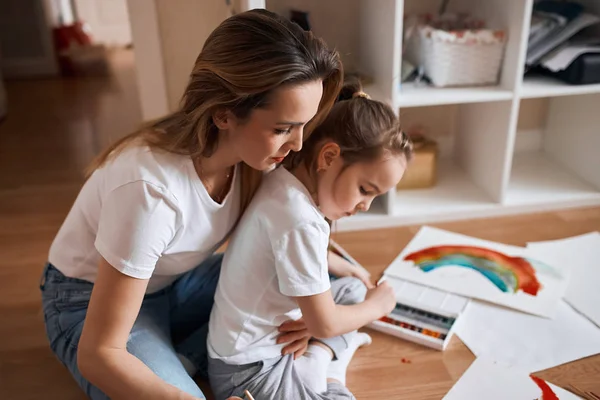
407, 22, 507, 87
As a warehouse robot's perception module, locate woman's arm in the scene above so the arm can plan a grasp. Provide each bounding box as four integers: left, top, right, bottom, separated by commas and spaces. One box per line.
293, 281, 395, 339
77, 258, 200, 400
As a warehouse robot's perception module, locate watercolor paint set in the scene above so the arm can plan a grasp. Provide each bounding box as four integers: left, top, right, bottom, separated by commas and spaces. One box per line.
368, 275, 469, 350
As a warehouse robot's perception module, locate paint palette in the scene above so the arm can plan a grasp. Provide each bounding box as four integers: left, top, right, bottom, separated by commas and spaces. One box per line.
368, 275, 469, 351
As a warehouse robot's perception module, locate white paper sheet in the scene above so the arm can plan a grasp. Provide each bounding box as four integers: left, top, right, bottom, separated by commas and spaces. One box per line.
443, 357, 581, 400
455, 299, 600, 373
384, 226, 569, 317
527, 232, 600, 327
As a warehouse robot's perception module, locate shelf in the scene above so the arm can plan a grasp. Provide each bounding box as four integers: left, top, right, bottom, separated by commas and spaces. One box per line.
337, 160, 498, 231
254, 0, 600, 233
520, 75, 600, 99
336, 154, 600, 232
506, 152, 600, 208
396, 83, 513, 108
393, 159, 497, 221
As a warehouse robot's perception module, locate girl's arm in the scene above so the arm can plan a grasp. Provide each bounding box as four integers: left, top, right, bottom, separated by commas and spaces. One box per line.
77, 258, 200, 400
327, 250, 373, 288
293, 281, 396, 339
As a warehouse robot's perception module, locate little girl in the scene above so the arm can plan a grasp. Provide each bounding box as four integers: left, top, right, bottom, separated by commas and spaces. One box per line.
207, 81, 413, 400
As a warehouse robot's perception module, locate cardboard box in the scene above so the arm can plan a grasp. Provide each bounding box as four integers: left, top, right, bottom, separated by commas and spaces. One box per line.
397, 136, 438, 190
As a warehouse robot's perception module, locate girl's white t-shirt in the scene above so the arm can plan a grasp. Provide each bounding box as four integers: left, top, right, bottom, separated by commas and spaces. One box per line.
48, 145, 240, 293
207, 167, 331, 365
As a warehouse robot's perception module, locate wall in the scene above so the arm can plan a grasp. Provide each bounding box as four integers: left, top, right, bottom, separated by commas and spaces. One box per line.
266, 0, 360, 72
126, 0, 232, 119
0, 0, 58, 78
517, 98, 548, 131
155, 0, 230, 111
74, 0, 132, 46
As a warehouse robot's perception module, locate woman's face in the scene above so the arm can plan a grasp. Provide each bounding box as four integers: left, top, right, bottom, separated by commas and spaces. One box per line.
225, 81, 324, 171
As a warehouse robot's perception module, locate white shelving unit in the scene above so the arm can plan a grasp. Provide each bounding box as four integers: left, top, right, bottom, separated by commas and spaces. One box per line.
506, 152, 600, 209
521, 75, 600, 98
263, 0, 600, 231
396, 83, 514, 108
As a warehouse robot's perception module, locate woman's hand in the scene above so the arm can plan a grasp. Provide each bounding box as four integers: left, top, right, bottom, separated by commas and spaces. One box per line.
327, 250, 374, 289
277, 319, 311, 359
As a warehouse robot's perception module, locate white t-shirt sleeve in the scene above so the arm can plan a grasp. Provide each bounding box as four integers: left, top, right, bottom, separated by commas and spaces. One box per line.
273, 223, 331, 297
95, 180, 180, 279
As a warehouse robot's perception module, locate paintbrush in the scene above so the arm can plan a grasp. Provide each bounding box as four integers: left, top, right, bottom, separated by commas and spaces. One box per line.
244, 389, 256, 400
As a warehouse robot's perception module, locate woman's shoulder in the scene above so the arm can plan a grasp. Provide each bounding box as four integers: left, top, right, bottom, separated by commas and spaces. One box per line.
97, 143, 192, 193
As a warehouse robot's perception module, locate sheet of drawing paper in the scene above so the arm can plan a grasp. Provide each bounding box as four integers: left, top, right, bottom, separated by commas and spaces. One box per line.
384, 226, 569, 317
527, 232, 600, 327
454, 299, 600, 373
442, 357, 582, 400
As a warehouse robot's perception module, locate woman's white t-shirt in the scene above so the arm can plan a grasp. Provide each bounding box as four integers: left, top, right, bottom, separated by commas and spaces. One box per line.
48, 145, 240, 293
207, 167, 331, 365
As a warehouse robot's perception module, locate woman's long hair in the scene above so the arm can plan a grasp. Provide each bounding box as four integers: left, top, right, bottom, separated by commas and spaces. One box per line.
87, 9, 343, 212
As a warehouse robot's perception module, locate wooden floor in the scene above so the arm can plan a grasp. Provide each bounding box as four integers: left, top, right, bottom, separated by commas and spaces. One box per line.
1, 49, 599, 399
335, 211, 600, 399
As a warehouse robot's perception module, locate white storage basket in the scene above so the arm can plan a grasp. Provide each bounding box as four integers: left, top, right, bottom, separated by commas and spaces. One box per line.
408, 22, 507, 87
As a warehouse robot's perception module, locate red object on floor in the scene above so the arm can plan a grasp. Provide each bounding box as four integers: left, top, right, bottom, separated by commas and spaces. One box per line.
53, 21, 92, 51
52, 22, 94, 76
530, 375, 559, 400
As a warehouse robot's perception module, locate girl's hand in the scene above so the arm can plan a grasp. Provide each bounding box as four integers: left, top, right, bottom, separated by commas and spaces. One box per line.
365, 281, 396, 317
277, 319, 311, 359
328, 251, 374, 289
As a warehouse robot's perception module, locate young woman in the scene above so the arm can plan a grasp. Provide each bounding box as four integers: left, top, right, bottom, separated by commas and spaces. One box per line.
207, 80, 413, 400
40, 10, 343, 400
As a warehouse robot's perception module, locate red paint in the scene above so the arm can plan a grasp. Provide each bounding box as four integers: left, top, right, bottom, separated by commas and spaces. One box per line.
530, 375, 559, 400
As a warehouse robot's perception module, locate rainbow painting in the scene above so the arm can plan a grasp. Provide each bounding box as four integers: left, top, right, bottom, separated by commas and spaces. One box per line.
404, 245, 542, 296
384, 226, 566, 317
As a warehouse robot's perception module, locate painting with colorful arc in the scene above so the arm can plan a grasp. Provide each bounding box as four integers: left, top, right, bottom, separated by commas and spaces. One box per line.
403, 245, 552, 296
385, 227, 567, 318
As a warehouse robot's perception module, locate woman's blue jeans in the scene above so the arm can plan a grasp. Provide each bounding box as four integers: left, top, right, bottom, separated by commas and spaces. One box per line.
40, 254, 223, 399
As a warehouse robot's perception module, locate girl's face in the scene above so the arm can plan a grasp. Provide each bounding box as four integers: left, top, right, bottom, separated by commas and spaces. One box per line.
316, 144, 407, 221
219, 81, 324, 171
